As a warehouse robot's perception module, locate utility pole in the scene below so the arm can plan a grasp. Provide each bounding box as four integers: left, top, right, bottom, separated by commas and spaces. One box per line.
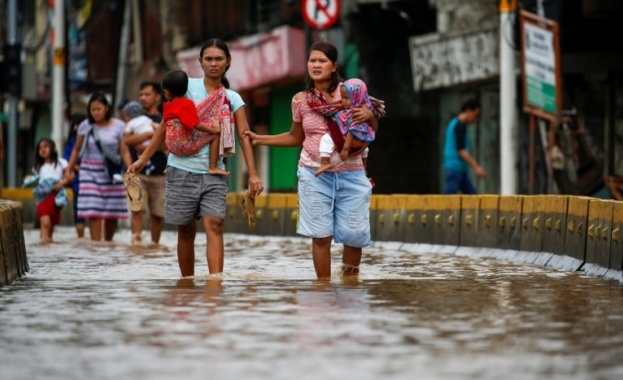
114, 0, 131, 111
537, 0, 545, 17
6, 0, 19, 187
499, 0, 518, 194
52, 0, 66, 153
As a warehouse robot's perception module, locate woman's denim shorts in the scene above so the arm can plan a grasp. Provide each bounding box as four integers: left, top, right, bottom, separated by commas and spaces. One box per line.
296, 166, 372, 247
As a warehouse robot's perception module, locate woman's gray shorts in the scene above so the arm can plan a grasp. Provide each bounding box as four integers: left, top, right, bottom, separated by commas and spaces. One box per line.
164, 166, 228, 225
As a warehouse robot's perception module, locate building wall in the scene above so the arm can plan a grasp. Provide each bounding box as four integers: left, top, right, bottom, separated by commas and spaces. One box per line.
268, 85, 301, 192
6, 0, 622, 198
346, 1, 440, 194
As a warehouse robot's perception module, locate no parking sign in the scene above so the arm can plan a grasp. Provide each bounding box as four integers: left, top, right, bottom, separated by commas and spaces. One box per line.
301, 0, 341, 30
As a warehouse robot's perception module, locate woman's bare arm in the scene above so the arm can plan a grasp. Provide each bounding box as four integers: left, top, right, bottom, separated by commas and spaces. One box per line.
64, 134, 84, 177
243, 121, 305, 147
234, 107, 264, 196
123, 131, 154, 147
127, 122, 166, 174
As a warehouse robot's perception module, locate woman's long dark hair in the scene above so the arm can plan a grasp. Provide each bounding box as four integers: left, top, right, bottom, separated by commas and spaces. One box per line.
86, 92, 112, 124
305, 41, 343, 95
199, 38, 232, 89
34, 138, 59, 173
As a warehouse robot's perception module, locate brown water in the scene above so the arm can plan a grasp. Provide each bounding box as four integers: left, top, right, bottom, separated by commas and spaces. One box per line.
1, 226, 623, 380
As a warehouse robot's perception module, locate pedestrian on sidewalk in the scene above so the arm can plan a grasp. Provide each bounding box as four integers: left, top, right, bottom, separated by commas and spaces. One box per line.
442, 98, 487, 194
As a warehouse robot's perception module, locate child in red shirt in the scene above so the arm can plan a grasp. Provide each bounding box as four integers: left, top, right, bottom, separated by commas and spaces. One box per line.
162, 69, 228, 176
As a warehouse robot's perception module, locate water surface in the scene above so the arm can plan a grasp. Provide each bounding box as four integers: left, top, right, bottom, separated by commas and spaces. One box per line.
1, 227, 622, 380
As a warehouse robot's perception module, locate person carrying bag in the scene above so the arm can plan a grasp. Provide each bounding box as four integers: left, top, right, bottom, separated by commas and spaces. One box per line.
63, 92, 131, 242
80, 124, 124, 183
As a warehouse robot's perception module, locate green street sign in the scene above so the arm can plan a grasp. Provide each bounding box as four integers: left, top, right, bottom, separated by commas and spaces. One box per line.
523, 22, 558, 114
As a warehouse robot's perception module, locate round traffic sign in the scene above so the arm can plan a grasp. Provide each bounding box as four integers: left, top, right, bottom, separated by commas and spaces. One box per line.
301, 0, 341, 30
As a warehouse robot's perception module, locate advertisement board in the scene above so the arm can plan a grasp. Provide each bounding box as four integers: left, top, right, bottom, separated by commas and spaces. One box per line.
520, 11, 562, 119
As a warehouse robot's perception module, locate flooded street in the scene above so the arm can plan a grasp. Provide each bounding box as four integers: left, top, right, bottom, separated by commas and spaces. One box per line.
2, 226, 623, 380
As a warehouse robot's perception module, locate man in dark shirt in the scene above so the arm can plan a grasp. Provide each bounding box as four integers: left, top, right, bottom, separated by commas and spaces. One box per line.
442, 99, 487, 194
123, 81, 167, 246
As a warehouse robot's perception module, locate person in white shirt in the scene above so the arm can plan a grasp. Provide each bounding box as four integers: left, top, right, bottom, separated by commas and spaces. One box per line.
120, 100, 158, 184
24, 138, 73, 244
122, 101, 157, 154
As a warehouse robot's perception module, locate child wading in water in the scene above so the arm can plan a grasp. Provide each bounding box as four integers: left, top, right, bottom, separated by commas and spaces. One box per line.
24, 138, 74, 244
162, 68, 229, 176
315, 78, 376, 176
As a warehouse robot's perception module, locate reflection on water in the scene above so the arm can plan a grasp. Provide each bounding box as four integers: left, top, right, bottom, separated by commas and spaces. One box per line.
1, 227, 623, 380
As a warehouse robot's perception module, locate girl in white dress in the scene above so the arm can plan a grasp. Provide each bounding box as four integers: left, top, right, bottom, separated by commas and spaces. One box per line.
26, 138, 73, 243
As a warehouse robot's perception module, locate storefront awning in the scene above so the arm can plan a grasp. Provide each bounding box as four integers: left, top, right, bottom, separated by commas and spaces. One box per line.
176, 26, 306, 91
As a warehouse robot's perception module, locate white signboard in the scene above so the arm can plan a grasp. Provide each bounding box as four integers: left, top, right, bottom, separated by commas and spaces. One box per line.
523, 23, 556, 113
409, 28, 499, 91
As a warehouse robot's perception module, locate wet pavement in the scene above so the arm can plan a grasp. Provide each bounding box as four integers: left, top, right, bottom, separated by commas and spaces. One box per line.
1, 226, 623, 380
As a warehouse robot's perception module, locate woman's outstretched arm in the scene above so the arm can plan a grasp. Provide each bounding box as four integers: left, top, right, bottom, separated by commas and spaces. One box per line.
243, 121, 304, 148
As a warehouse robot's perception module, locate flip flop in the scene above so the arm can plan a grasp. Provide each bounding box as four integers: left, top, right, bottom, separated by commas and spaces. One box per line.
240, 189, 256, 231
123, 172, 143, 212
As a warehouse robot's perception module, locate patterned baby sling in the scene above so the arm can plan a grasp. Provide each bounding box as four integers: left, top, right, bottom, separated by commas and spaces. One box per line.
165, 85, 236, 157
306, 87, 385, 152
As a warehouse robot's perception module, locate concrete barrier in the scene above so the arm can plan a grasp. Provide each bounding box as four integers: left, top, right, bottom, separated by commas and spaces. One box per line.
460, 196, 480, 248
404, 195, 457, 245
584, 198, 614, 277
375, 194, 408, 242
2, 189, 622, 283
610, 202, 623, 272
0, 200, 29, 286
266, 193, 287, 237
1, 188, 75, 227
541, 195, 568, 256
519, 196, 543, 253
497, 196, 522, 250
478, 195, 500, 249
283, 193, 298, 237
252, 194, 269, 236
226, 192, 243, 233
230, 194, 622, 281
432, 195, 461, 246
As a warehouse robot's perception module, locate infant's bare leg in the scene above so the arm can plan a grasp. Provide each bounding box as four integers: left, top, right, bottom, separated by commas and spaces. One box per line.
315, 157, 332, 177
208, 136, 229, 176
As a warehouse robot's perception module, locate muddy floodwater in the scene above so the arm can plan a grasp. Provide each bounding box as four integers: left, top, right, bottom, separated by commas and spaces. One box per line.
1, 226, 623, 380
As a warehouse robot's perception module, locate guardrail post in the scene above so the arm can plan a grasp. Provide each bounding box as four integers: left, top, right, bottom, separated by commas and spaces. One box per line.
584, 199, 613, 276
497, 195, 522, 250
460, 196, 480, 247
479, 195, 500, 248
610, 201, 623, 272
